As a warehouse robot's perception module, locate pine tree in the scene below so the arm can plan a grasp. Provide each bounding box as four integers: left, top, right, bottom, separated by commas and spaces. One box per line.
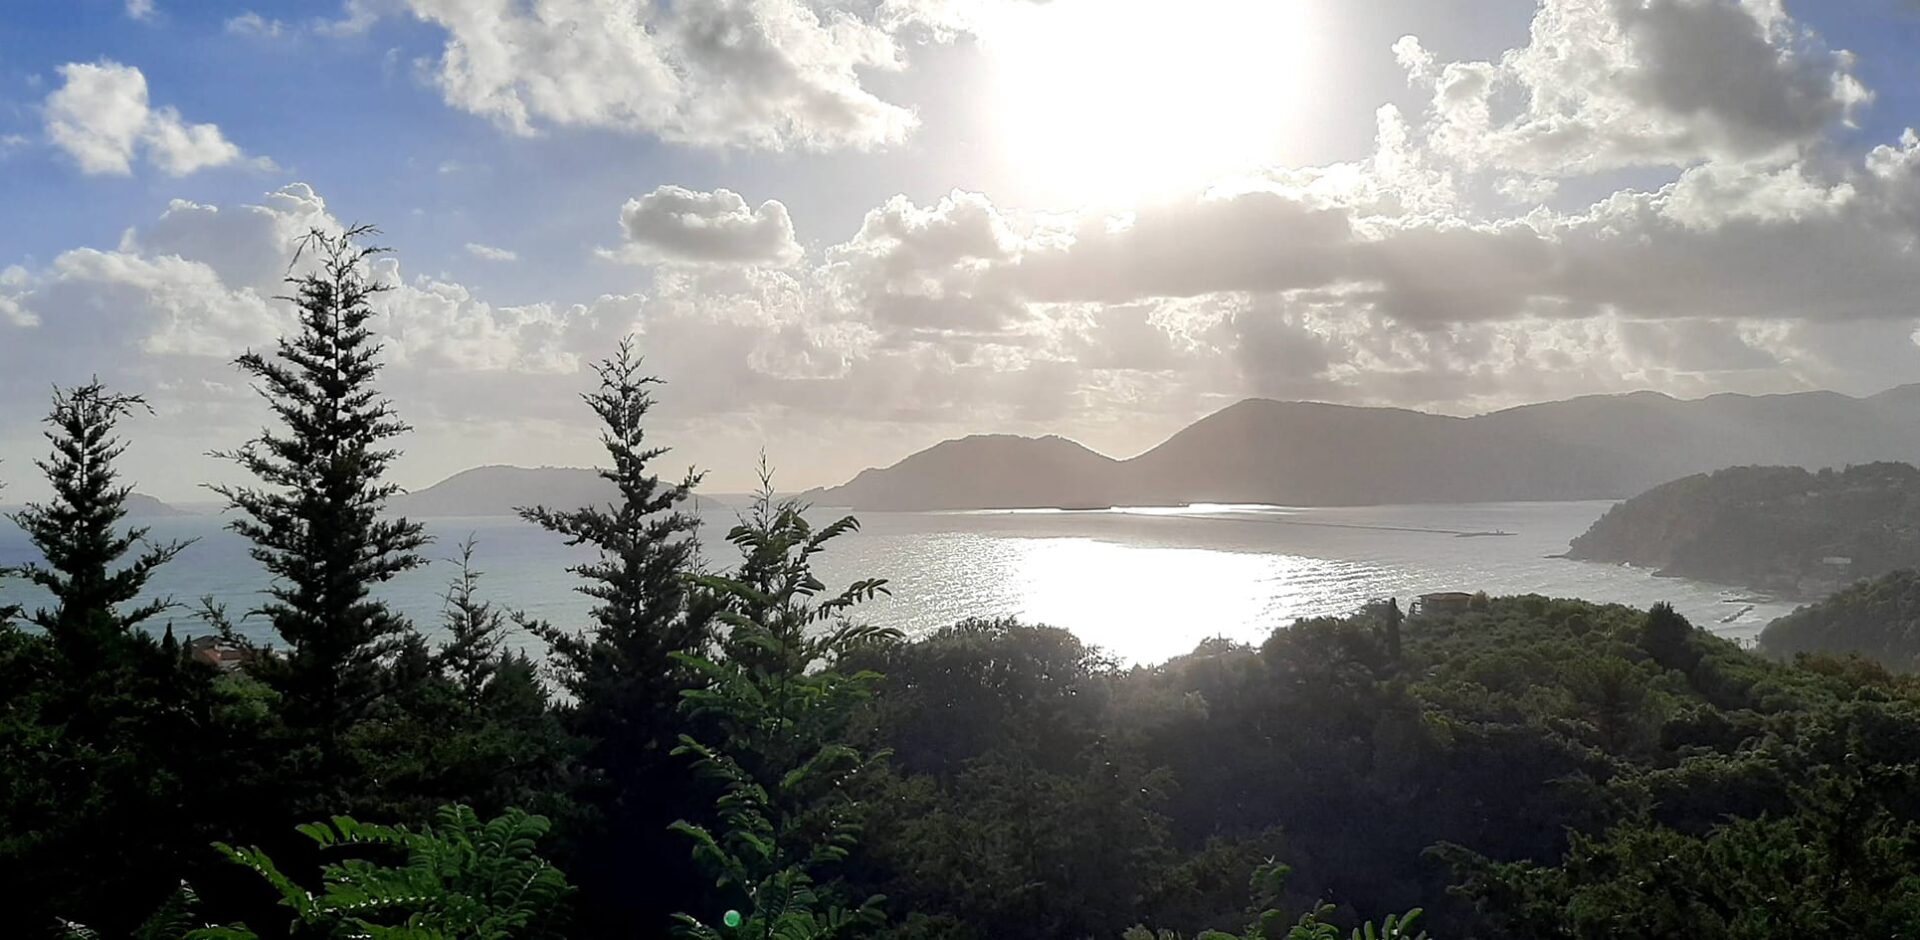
434, 537, 506, 712
1640, 601, 1701, 674
210, 225, 428, 757
3, 385, 223, 936
671, 467, 896, 939
9, 381, 187, 670
517, 336, 711, 933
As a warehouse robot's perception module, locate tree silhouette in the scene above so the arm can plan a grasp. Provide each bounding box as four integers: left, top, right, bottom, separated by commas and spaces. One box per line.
516, 336, 712, 933
433, 538, 508, 713
9, 381, 186, 669
211, 225, 428, 761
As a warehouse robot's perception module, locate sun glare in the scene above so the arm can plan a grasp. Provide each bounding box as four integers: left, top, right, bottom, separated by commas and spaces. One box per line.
983, 0, 1316, 207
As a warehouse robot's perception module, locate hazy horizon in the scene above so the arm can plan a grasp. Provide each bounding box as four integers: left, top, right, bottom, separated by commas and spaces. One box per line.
13, 376, 1920, 505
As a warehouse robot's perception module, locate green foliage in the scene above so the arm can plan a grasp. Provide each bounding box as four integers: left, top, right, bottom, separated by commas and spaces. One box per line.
207, 804, 573, 939
519, 337, 708, 709
209, 224, 429, 756
1761, 568, 1920, 670
344, 573, 580, 825
0, 384, 230, 936
513, 336, 712, 933
1567, 462, 1920, 596
8, 381, 187, 664
434, 538, 508, 711
17, 238, 1920, 940
671, 473, 899, 939
847, 620, 1174, 940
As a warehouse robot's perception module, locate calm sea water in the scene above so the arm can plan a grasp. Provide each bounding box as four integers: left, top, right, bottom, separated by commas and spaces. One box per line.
0, 501, 1798, 665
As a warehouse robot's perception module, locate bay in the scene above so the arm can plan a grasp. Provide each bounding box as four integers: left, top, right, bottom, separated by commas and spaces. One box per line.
0, 500, 1799, 665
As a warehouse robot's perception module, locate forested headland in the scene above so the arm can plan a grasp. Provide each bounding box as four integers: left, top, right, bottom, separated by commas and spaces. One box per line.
1567, 463, 1920, 597
7, 231, 1920, 939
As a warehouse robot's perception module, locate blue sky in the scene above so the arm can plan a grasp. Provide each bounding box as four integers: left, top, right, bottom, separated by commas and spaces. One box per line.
7, 0, 1920, 499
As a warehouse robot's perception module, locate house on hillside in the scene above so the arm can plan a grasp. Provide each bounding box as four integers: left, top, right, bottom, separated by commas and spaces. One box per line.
1412, 591, 1476, 618
187, 634, 257, 672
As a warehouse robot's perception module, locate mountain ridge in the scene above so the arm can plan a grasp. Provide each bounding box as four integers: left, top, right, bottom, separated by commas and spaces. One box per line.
809, 384, 1920, 510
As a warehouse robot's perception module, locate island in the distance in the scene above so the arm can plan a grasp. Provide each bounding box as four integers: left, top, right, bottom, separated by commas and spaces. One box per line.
1566, 462, 1920, 599
807, 385, 1920, 510
388, 466, 755, 517
389, 466, 614, 518
124, 493, 192, 517
391, 387, 1920, 515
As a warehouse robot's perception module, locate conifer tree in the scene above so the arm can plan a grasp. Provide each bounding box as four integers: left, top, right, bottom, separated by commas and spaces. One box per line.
1640, 601, 1701, 674
522, 337, 708, 715
3, 384, 221, 935
435, 537, 507, 712
671, 467, 896, 939
9, 381, 186, 669
211, 225, 427, 757
517, 336, 711, 932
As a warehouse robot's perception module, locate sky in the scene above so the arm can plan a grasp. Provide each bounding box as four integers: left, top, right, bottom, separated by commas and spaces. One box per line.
7, 0, 1920, 500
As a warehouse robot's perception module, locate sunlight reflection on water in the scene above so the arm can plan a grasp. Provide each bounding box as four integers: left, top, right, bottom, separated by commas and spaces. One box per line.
0, 500, 1803, 666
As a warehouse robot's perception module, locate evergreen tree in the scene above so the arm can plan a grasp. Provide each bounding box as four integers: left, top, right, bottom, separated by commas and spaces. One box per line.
517, 336, 711, 933
1365, 598, 1404, 668
210, 225, 428, 761
435, 537, 507, 712
1640, 601, 1701, 674
9, 381, 187, 669
672, 471, 896, 939
333, 536, 579, 824
2, 383, 220, 936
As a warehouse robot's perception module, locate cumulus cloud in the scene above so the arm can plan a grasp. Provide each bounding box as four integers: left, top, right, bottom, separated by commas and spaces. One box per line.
126, 0, 156, 22
613, 186, 803, 265
44, 61, 259, 176
17, 0, 1920, 493
1399, 0, 1868, 177
398, 0, 920, 150
0, 186, 610, 433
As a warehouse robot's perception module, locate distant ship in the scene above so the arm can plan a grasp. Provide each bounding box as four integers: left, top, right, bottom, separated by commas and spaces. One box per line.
1454, 530, 1516, 538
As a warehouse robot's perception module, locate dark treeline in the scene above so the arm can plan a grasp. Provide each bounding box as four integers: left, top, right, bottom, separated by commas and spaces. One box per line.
5, 230, 1920, 939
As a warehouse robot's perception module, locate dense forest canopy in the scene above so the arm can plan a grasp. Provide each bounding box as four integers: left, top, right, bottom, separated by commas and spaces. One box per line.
1761, 569, 1920, 673
6, 232, 1920, 939
1566, 462, 1920, 597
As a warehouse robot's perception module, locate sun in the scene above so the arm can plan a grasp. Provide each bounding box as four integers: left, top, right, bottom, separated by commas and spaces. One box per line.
981, 0, 1318, 207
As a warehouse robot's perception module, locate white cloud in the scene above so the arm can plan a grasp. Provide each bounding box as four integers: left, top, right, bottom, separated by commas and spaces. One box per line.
0, 184, 620, 412
43, 61, 257, 176
393, 0, 922, 150
312, 0, 392, 37
225, 12, 286, 38
613, 185, 802, 265
18, 0, 1920, 493
1400, 0, 1868, 178
126, 0, 156, 22
465, 242, 518, 262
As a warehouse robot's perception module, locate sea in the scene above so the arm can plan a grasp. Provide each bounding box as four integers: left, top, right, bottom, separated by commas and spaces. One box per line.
0, 500, 1801, 666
